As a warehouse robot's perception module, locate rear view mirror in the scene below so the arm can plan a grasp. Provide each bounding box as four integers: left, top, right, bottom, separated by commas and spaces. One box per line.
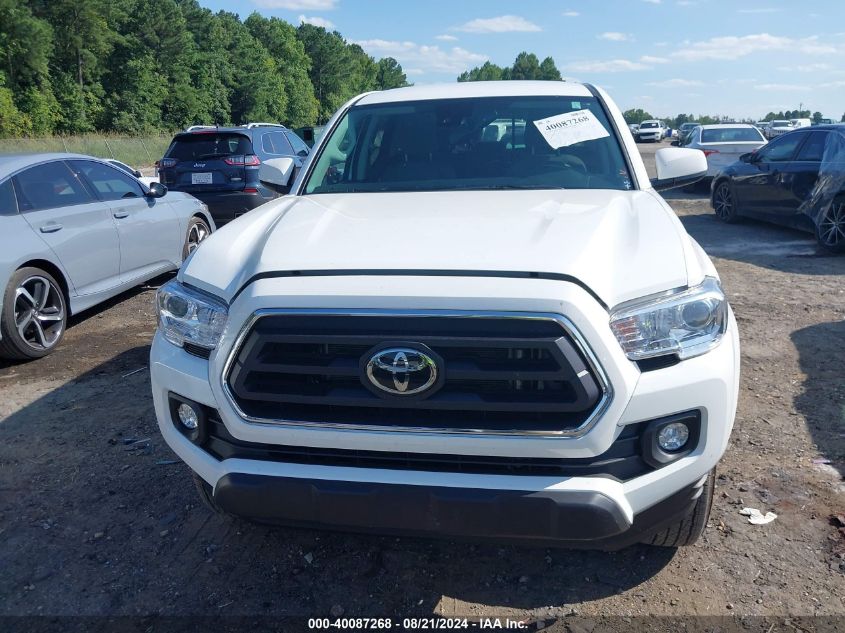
650, 148, 707, 192
260, 157, 295, 190
146, 182, 168, 198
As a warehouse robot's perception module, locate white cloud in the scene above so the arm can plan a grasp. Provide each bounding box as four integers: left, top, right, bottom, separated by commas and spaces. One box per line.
777, 63, 831, 72
298, 14, 335, 28
642, 0, 661, 4
674, 33, 836, 61
564, 58, 651, 73
598, 32, 633, 42
435, 34, 458, 41
754, 83, 809, 92
353, 39, 488, 74
647, 78, 703, 87
737, 7, 783, 13
640, 55, 669, 64
253, 0, 337, 9
454, 15, 541, 33
562, 10, 580, 17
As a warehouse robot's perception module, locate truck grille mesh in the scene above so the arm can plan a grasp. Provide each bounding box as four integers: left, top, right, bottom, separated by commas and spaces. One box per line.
225, 314, 605, 433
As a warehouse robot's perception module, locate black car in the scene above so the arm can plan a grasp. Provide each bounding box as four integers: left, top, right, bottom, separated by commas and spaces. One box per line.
156, 123, 310, 226
710, 124, 845, 253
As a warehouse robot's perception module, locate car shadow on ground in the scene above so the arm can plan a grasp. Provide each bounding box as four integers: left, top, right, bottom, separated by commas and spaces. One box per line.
791, 319, 845, 481
0, 346, 677, 616
0, 272, 173, 372
677, 210, 845, 276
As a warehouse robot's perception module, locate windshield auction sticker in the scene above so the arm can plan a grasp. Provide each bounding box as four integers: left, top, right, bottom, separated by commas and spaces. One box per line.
533, 109, 610, 149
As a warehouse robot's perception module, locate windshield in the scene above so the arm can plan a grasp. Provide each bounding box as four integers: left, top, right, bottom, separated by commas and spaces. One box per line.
303, 96, 633, 194
701, 127, 765, 143
640, 122, 658, 128
772, 120, 790, 127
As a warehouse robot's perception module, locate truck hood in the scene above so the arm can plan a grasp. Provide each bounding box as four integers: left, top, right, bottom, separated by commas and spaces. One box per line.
183, 189, 694, 308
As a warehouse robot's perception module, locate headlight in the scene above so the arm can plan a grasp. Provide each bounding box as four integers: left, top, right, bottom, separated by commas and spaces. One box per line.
156, 279, 228, 350
609, 277, 728, 361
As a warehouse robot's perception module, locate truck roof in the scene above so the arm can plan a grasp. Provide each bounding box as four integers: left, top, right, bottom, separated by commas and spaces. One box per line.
357, 81, 593, 106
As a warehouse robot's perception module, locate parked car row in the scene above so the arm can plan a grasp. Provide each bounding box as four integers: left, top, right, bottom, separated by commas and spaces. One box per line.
710, 124, 845, 253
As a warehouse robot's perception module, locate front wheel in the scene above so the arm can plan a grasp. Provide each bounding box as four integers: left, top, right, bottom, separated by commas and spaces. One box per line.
713, 181, 741, 223
816, 200, 845, 254
183, 216, 212, 259
0, 267, 67, 360
645, 470, 715, 547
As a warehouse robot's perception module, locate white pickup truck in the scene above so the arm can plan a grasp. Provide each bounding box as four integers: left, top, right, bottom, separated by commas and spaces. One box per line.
151, 81, 739, 549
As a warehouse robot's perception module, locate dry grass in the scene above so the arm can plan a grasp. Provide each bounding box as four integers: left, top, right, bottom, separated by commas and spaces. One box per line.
0, 133, 174, 168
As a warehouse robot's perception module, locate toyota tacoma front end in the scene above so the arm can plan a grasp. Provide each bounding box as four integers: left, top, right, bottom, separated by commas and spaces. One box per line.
150, 81, 739, 549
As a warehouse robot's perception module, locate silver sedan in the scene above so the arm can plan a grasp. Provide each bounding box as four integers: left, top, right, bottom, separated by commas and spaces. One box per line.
0, 153, 215, 360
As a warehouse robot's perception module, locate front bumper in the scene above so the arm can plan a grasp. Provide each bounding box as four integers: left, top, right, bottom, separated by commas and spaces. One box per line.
150, 275, 740, 548
210, 471, 707, 548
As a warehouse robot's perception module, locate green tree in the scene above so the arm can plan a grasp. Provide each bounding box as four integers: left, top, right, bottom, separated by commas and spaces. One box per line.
245, 13, 319, 126
812, 111, 824, 125
841, 113, 845, 123
622, 108, 654, 124
510, 52, 541, 80
375, 57, 408, 90
538, 56, 562, 81
458, 62, 504, 82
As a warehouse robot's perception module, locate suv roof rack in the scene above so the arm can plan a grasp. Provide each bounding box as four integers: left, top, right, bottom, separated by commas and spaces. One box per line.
185, 125, 217, 132
242, 122, 287, 129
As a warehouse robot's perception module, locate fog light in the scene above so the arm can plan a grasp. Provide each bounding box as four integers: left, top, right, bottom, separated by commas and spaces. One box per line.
657, 422, 690, 452
177, 403, 199, 430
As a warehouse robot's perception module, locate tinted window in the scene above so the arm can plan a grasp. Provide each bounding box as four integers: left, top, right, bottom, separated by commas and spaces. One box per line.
756, 133, 803, 162
701, 127, 765, 143
71, 160, 144, 200
304, 96, 633, 195
261, 131, 294, 155
13, 161, 94, 211
795, 131, 828, 162
0, 179, 18, 216
166, 133, 253, 160
286, 131, 309, 156
640, 122, 658, 128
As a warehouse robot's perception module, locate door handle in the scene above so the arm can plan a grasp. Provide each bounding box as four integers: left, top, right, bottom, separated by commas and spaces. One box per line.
39, 223, 63, 233
113, 211, 130, 219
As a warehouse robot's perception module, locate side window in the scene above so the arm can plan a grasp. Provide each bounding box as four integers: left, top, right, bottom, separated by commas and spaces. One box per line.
271, 131, 293, 155
262, 132, 276, 154
795, 131, 828, 162
286, 131, 310, 156
0, 179, 18, 216
70, 160, 145, 201
756, 133, 803, 162
12, 161, 94, 212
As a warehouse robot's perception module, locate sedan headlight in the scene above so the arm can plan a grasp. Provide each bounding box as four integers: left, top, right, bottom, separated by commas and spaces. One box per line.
609, 277, 728, 361
156, 279, 228, 350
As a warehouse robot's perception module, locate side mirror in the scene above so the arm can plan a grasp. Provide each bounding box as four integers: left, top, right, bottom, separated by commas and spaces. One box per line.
146, 181, 168, 198
259, 157, 295, 190
133, 169, 143, 178
650, 148, 707, 192
739, 153, 752, 163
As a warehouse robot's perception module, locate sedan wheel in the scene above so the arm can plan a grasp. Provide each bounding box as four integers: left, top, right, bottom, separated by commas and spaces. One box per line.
0, 267, 67, 360
713, 182, 740, 223
816, 201, 845, 254
183, 217, 212, 259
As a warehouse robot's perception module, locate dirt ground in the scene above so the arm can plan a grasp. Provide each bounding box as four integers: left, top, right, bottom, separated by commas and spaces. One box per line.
1, 142, 844, 631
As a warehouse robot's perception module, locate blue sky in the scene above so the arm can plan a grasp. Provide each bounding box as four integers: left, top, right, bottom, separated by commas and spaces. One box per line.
200, 0, 845, 120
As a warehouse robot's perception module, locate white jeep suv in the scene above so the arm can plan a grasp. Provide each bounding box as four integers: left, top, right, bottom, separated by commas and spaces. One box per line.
151, 81, 739, 549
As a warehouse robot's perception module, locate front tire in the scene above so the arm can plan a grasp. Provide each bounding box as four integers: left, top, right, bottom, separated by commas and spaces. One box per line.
646, 470, 715, 547
816, 199, 845, 254
0, 267, 67, 360
183, 216, 212, 259
713, 181, 741, 223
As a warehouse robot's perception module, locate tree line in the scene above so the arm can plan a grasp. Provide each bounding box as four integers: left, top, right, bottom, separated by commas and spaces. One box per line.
0, 0, 409, 137
458, 53, 563, 82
